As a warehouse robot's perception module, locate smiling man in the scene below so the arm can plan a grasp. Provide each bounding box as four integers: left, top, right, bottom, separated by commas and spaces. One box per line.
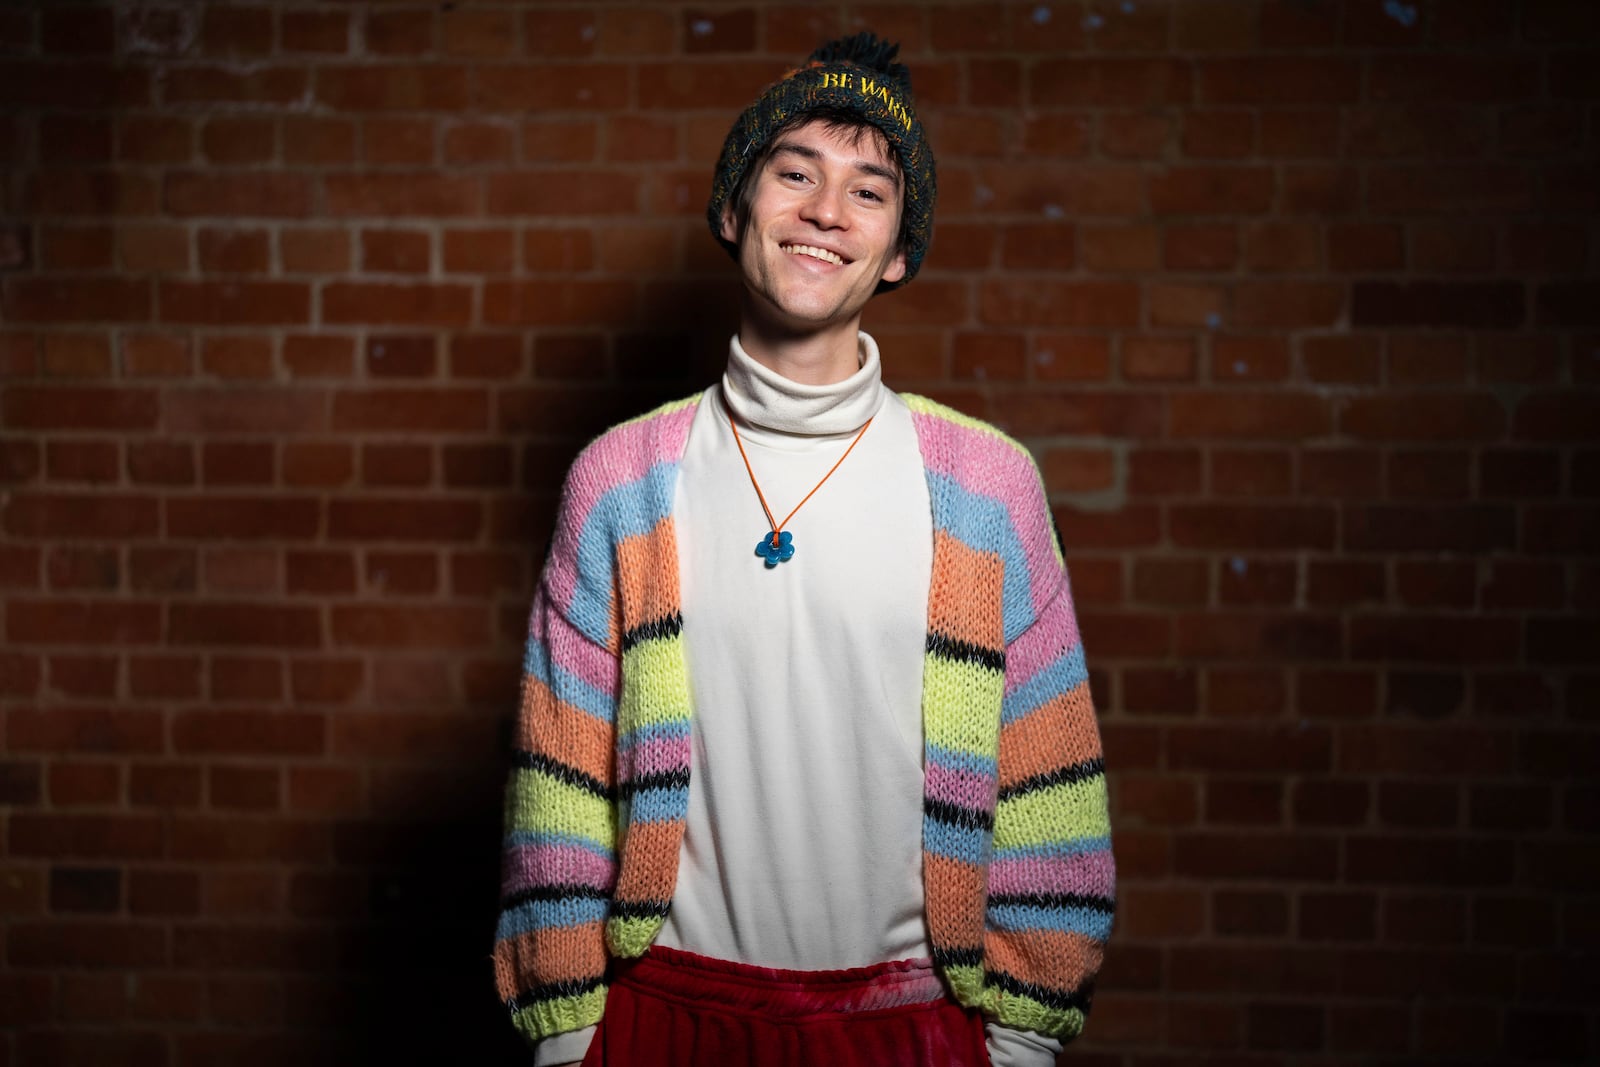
494, 33, 1115, 1067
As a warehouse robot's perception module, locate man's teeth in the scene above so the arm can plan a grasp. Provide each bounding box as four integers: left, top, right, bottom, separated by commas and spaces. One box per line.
782, 244, 844, 266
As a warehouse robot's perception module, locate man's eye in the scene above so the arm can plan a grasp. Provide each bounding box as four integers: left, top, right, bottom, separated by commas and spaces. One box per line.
858, 189, 881, 202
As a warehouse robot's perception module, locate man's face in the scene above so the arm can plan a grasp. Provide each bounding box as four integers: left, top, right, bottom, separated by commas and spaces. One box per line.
720, 119, 907, 333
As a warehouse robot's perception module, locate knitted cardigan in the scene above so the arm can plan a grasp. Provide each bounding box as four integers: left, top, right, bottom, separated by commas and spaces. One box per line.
492, 392, 1115, 1046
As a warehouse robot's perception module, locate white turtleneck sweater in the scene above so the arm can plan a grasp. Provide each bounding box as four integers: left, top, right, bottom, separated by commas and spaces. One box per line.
536, 333, 1060, 1067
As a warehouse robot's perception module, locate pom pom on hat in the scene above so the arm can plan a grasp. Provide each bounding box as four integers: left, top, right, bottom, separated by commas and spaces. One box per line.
705, 31, 937, 292
805, 31, 912, 89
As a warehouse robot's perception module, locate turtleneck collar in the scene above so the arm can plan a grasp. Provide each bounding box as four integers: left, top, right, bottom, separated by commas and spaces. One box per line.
721, 331, 885, 437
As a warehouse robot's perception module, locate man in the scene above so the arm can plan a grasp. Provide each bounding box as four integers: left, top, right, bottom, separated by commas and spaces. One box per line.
493, 33, 1114, 1067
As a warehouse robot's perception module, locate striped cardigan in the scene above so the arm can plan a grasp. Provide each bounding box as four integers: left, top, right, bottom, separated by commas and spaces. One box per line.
493, 392, 1115, 1046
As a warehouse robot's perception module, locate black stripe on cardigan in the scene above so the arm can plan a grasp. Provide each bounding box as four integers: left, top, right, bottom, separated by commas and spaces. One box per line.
996, 756, 1107, 803
619, 768, 691, 798
983, 969, 1095, 1014
508, 974, 604, 1012
924, 797, 996, 833
621, 612, 684, 652
988, 891, 1117, 915
501, 883, 608, 910
926, 631, 1006, 674
514, 750, 613, 800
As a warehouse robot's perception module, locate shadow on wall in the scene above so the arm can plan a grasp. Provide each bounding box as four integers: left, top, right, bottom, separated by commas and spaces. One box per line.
339, 276, 738, 1063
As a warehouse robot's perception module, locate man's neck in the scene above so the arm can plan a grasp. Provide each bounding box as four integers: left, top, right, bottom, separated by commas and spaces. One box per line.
735, 305, 864, 386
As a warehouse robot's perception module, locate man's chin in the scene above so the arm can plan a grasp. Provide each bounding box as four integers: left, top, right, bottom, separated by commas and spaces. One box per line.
746, 287, 858, 332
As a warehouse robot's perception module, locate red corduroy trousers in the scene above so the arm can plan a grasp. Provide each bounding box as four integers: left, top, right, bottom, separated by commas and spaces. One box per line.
580, 944, 991, 1067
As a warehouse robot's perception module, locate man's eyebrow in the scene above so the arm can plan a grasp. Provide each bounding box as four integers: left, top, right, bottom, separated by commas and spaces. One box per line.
769, 142, 901, 191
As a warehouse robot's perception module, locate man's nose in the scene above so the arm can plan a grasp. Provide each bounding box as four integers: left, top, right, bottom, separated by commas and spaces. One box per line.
799, 182, 847, 228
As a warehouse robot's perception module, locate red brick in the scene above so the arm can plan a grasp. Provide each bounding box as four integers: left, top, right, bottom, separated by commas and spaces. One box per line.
196, 227, 270, 274
200, 116, 275, 165
1248, 1002, 1325, 1051
1206, 778, 1283, 824
282, 11, 349, 54
1215, 889, 1287, 937
48, 761, 120, 805
1378, 780, 1460, 828
326, 503, 483, 546
1348, 837, 1515, 888
324, 173, 478, 217
444, 121, 514, 165
1174, 832, 1338, 881
1200, 57, 1359, 103
317, 65, 468, 111
365, 9, 433, 54
952, 332, 1025, 381
165, 172, 310, 218
158, 281, 308, 326
131, 973, 205, 1021
1152, 164, 1273, 214
277, 227, 347, 274
282, 116, 356, 166
9, 921, 167, 968
1163, 224, 1238, 270
8, 511, 159, 567
1388, 447, 1472, 499
439, 8, 515, 57
475, 64, 630, 112
520, 118, 600, 163
1371, 55, 1540, 103
209, 766, 281, 811
323, 283, 473, 326
1123, 337, 1196, 382
1253, 107, 1337, 156
288, 767, 364, 815
1292, 779, 1370, 830
332, 711, 499, 765
1175, 612, 1342, 660
978, 280, 1138, 327
332, 389, 488, 433
1340, 393, 1506, 441
485, 171, 638, 215
482, 280, 633, 326
1483, 559, 1565, 610
1081, 224, 1159, 272
355, 440, 428, 484
1170, 392, 1330, 440
1302, 336, 1380, 385
1033, 58, 1191, 106
166, 66, 306, 104
1100, 111, 1171, 159
448, 340, 521, 382
1170, 723, 1331, 774
998, 223, 1074, 270
357, 116, 432, 165
1021, 114, 1090, 157
3, 278, 151, 323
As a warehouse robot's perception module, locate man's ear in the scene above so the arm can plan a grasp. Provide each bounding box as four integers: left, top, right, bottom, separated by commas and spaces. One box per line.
719, 199, 740, 245
880, 246, 907, 286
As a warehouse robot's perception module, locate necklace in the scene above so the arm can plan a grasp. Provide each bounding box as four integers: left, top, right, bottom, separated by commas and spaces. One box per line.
722, 391, 873, 567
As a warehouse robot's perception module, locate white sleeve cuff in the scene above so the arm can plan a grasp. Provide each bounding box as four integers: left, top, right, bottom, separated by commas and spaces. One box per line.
533, 1024, 597, 1067
986, 1020, 1064, 1067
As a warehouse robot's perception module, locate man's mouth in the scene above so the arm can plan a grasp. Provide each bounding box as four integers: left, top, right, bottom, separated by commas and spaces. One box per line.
780, 243, 847, 266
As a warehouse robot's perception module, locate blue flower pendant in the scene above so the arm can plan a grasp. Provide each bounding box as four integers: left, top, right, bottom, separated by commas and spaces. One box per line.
755, 530, 795, 567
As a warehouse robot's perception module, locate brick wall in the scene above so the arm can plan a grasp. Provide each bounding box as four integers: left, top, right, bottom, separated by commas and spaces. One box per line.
2, 1, 1597, 1064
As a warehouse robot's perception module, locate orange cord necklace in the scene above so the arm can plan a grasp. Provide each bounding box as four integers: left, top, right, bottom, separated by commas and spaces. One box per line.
722, 391, 873, 568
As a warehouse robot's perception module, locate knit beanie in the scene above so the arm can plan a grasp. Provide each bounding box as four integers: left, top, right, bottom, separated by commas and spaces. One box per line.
706, 32, 937, 291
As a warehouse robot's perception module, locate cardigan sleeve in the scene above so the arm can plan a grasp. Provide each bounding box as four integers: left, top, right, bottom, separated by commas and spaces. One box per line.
492, 461, 624, 1048
983, 488, 1116, 1040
